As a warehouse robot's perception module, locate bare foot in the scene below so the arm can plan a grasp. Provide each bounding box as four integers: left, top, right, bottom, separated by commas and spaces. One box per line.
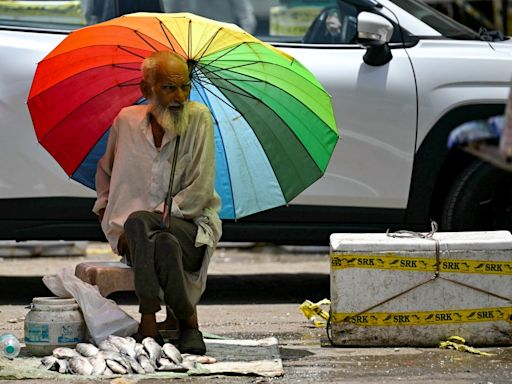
157, 307, 180, 331
179, 310, 199, 331
139, 313, 159, 338
157, 317, 179, 331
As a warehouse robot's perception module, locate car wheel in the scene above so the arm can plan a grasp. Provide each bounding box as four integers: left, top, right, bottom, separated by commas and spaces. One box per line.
441, 160, 512, 231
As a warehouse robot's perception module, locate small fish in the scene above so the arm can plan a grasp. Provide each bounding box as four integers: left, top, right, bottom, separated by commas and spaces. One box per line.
97, 350, 131, 372
182, 353, 217, 364
88, 355, 107, 375
52, 347, 79, 359
40, 355, 58, 370
56, 359, 69, 374
68, 355, 94, 376
125, 354, 146, 374
138, 354, 155, 373
135, 343, 148, 357
98, 339, 120, 353
97, 350, 120, 360
162, 343, 182, 364
76, 343, 99, 357
106, 359, 127, 375
142, 337, 162, 364
103, 366, 114, 376
157, 357, 188, 372
107, 335, 136, 358
158, 357, 172, 366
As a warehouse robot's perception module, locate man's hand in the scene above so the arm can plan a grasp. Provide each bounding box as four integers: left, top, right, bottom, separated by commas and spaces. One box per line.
117, 232, 128, 256
98, 208, 105, 223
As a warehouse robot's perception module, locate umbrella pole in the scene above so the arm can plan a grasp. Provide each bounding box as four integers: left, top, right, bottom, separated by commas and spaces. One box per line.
164, 135, 181, 231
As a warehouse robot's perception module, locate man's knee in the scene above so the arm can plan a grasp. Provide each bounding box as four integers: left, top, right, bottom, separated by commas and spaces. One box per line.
124, 210, 153, 233
155, 232, 182, 266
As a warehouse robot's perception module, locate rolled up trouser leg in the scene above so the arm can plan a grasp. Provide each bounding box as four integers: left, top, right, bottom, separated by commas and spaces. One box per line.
154, 218, 205, 319
124, 211, 163, 314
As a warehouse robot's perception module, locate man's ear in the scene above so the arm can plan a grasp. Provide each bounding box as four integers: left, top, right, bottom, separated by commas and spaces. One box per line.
140, 80, 152, 99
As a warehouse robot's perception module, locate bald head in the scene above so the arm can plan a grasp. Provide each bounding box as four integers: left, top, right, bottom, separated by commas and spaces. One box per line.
141, 51, 189, 85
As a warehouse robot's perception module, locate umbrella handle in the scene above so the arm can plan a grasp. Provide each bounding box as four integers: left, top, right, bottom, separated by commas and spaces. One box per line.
163, 135, 181, 230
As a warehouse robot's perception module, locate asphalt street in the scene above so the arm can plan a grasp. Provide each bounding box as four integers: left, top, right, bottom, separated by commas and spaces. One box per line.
0, 242, 510, 383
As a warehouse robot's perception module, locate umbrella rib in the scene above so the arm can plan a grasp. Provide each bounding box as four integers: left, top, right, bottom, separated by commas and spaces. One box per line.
197, 42, 245, 67
198, 59, 322, 87
191, 76, 239, 115
118, 45, 147, 60
196, 76, 260, 102
159, 20, 176, 52
118, 82, 141, 87
197, 61, 267, 79
188, 19, 192, 58
198, 41, 329, 94
194, 66, 262, 101
199, 64, 333, 134
190, 76, 221, 125
112, 64, 140, 71
134, 30, 158, 52
194, 27, 223, 62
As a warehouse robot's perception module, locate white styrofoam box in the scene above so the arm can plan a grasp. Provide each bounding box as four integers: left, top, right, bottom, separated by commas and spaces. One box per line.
329, 231, 512, 346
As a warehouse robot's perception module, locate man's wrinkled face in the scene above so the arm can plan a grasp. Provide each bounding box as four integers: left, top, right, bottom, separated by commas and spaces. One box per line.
152, 59, 191, 112
149, 58, 191, 135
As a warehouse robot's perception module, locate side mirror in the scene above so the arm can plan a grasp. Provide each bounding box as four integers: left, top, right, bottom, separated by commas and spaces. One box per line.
357, 12, 394, 66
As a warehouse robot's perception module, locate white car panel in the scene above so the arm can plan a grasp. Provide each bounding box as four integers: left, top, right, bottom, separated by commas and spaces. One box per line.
285, 45, 416, 208
0, 30, 93, 199
409, 40, 512, 145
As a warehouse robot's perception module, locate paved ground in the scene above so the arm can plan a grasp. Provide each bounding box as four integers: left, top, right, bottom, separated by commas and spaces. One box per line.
0, 242, 510, 383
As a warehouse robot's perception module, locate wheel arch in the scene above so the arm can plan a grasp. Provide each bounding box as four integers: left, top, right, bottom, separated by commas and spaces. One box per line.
405, 103, 505, 230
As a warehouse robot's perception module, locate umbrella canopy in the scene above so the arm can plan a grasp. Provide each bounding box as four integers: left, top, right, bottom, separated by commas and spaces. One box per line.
27, 12, 339, 220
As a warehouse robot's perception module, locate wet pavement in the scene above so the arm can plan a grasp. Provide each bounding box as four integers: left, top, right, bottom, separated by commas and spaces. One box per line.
0, 242, 510, 383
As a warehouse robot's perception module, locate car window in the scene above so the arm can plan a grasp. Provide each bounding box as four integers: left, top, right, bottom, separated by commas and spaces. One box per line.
162, 0, 343, 42
302, 3, 358, 44
388, 0, 479, 39
0, 0, 85, 30
0, 0, 481, 41
0, 0, 354, 43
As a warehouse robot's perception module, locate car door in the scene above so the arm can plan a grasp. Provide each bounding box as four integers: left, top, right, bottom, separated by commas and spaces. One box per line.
273, 0, 418, 215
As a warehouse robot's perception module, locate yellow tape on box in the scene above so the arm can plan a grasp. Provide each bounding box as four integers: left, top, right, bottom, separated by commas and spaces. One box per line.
331, 253, 512, 274
332, 307, 512, 326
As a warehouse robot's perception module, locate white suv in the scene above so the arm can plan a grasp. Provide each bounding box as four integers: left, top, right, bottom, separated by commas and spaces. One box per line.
0, 0, 511, 244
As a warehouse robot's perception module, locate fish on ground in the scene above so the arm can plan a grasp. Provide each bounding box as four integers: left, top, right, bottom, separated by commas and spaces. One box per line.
162, 342, 182, 364
68, 355, 94, 376
76, 342, 99, 357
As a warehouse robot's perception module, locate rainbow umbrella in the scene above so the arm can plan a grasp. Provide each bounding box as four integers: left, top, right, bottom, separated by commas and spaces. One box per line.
27, 12, 338, 220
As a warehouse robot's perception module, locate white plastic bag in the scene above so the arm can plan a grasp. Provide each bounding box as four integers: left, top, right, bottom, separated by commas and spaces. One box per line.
43, 268, 138, 345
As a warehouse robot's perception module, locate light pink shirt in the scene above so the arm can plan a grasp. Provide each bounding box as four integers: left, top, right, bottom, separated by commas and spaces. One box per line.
93, 102, 222, 304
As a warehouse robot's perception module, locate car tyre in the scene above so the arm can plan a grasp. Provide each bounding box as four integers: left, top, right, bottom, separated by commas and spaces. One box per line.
441, 160, 512, 231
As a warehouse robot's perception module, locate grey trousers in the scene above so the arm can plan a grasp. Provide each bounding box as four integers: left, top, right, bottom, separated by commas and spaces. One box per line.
123, 211, 205, 317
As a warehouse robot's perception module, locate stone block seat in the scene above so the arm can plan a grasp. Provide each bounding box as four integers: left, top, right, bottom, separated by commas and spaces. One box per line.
75, 261, 134, 297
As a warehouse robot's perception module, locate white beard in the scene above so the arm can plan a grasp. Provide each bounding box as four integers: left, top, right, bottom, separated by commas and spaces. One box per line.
149, 101, 189, 137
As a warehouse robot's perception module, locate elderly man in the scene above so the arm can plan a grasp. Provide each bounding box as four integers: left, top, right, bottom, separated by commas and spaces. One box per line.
93, 51, 222, 354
